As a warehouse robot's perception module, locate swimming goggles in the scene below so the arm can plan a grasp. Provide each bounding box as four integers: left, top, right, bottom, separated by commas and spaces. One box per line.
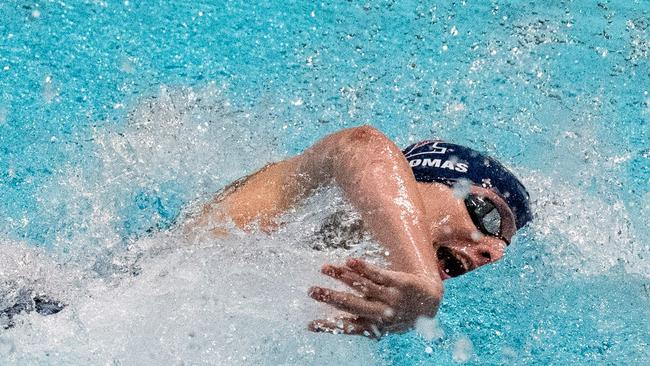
464, 194, 509, 244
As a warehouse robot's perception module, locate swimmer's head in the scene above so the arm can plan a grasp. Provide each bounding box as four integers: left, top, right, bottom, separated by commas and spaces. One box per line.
402, 140, 532, 279
403, 140, 532, 230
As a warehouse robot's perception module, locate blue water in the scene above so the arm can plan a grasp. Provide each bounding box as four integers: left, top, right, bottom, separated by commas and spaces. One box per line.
1, 0, 649, 364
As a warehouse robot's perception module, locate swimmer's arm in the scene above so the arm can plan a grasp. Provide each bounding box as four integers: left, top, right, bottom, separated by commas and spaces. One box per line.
299, 126, 439, 276
299, 126, 443, 336
195, 125, 437, 276
183, 159, 309, 235
194, 125, 444, 337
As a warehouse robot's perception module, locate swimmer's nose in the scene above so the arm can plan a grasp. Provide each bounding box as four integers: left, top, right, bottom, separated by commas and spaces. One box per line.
472, 241, 505, 266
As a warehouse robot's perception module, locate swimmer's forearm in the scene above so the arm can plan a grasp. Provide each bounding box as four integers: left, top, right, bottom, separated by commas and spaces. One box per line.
300, 126, 438, 276
202, 159, 315, 232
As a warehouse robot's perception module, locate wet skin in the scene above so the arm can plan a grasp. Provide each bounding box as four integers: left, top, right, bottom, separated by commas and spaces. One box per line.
417, 182, 516, 280
308, 182, 516, 337
188, 125, 520, 338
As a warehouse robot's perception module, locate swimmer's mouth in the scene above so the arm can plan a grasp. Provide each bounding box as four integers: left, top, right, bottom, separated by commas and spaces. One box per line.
436, 247, 469, 279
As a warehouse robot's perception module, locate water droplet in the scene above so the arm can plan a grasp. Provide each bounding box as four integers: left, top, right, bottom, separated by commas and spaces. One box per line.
452, 335, 474, 363
415, 316, 443, 341
0, 105, 6, 125
470, 231, 483, 241
452, 179, 472, 199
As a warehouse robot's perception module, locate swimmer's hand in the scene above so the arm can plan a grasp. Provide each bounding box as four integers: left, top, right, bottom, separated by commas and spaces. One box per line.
308, 258, 443, 339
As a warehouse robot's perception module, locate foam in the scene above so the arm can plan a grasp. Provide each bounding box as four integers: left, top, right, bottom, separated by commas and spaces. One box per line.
0, 229, 383, 364
522, 173, 647, 277
0, 85, 383, 365
4, 83, 646, 364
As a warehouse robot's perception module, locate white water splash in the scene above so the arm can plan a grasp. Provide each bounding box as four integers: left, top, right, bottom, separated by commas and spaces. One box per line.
523, 173, 647, 277
1, 85, 383, 365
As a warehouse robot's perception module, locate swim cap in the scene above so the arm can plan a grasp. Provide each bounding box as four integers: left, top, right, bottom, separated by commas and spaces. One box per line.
402, 140, 533, 229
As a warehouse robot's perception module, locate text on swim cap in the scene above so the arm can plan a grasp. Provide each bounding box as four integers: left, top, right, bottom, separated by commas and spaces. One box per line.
408, 158, 468, 173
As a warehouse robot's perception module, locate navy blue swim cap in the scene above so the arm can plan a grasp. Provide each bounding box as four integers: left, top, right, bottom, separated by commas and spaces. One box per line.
403, 140, 533, 229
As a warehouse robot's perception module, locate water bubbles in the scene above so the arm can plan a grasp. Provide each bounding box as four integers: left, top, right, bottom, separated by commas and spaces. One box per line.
119, 57, 136, 74
42, 75, 58, 103
469, 59, 485, 73
526, 174, 645, 276
415, 316, 444, 341
452, 179, 472, 199
597, 47, 609, 57
470, 230, 483, 242
452, 335, 474, 363
444, 102, 465, 115
1, 81, 394, 362
0, 106, 7, 125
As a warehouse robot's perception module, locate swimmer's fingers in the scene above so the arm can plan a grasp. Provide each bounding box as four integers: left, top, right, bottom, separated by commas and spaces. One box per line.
346, 258, 401, 286
321, 264, 389, 300
309, 287, 392, 321
308, 317, 383, 339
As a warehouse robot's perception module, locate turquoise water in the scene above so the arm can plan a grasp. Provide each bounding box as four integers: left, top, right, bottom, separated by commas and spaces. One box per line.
1, 0, 649, 364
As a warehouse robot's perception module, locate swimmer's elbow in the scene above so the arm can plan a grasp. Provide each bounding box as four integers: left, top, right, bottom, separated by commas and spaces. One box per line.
338, 125, 394, 153
298, 125, 398, 180
347, 124, 382, 140
345, 125, 385, 144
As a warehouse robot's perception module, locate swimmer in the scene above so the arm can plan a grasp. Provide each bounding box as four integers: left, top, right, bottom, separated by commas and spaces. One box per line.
187, 125, 532, 338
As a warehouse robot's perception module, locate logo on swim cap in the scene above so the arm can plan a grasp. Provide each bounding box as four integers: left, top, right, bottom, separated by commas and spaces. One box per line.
403, 140, 533, 229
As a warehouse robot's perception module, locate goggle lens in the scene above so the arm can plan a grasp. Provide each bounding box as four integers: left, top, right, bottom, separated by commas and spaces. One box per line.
464, 194, 502, 239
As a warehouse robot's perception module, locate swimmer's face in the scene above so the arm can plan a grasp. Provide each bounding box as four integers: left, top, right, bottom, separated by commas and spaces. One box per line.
415, 182, 517, 280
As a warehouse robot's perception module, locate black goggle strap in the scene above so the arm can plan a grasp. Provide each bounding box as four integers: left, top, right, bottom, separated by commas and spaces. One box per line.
464, 194, 510, 245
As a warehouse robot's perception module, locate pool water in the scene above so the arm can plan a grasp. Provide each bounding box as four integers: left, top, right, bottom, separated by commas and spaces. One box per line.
1, 0, 649, 364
